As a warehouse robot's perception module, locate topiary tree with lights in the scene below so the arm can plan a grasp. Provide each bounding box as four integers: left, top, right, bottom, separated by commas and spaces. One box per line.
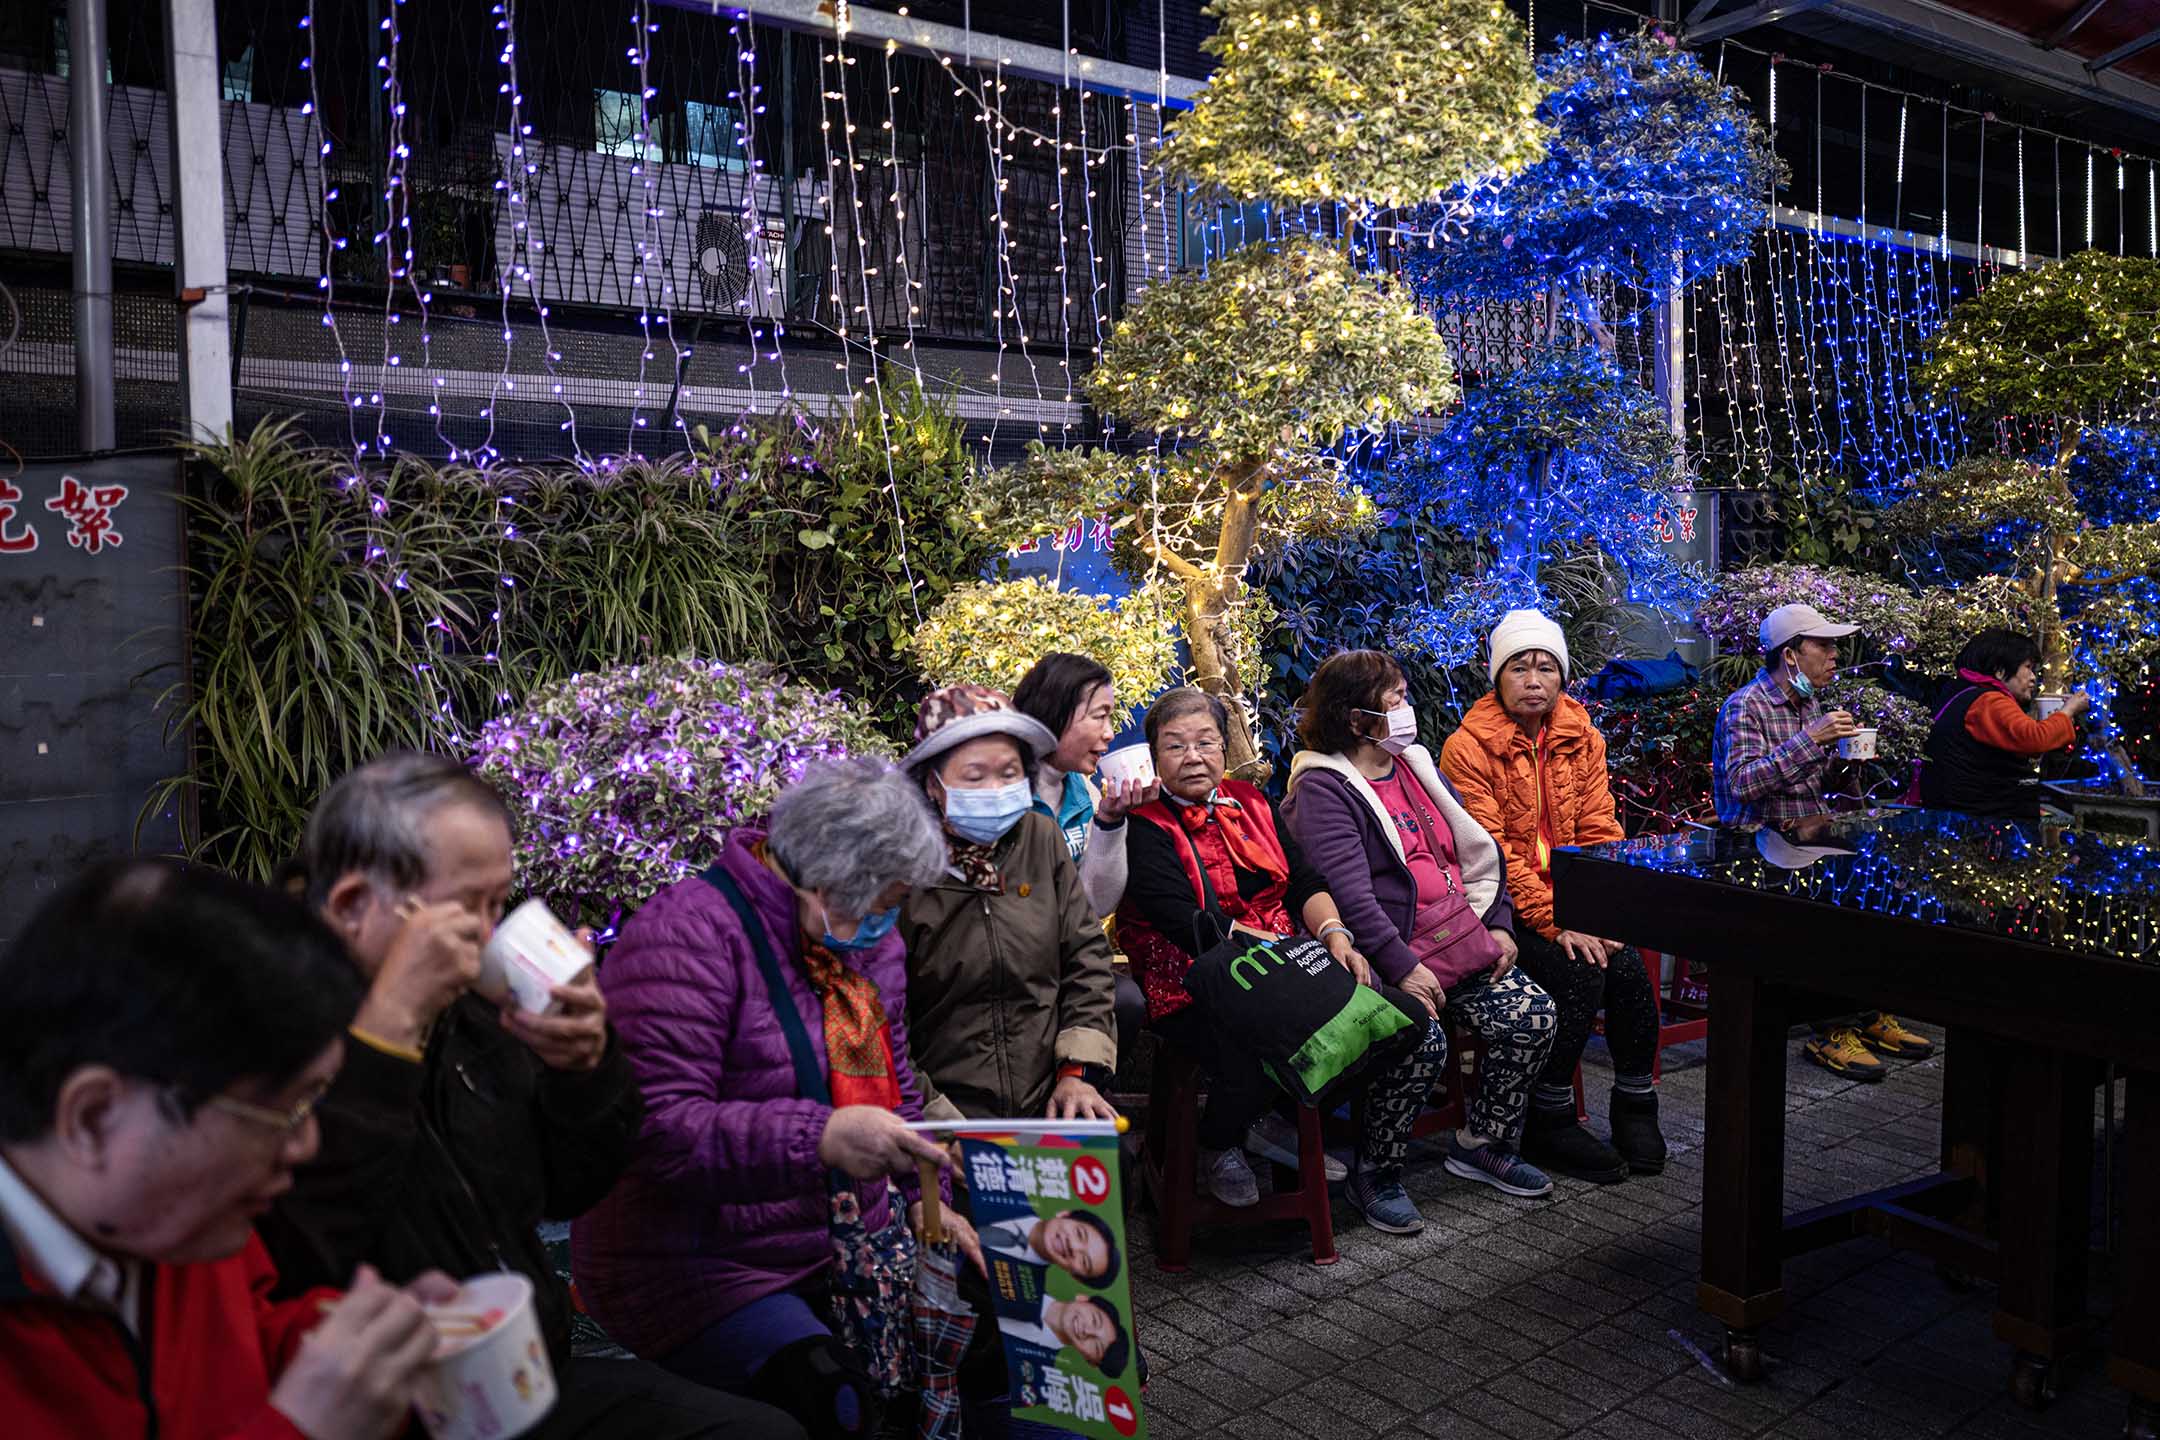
1381, 35, 1778, 672
1158, 0, 1547, 211
1386, 345, 1704, 665
976, 0, 1546, 779
906, 577, 1182, 723
988, 236, 1460, 777
1910, 249, 2160, 791
1409, 33, 1783, 326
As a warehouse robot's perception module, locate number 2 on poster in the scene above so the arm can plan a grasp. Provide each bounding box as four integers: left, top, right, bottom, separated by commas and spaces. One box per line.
1070, 1154, 1110, 1206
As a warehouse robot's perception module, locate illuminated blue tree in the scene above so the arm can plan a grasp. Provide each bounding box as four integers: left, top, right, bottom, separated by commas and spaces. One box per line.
1407, 33, 1782, 322
1387, 346, 1708, 664
1384, 34, 1772, 665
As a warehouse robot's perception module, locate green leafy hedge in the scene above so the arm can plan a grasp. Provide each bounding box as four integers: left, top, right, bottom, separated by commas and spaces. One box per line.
164, 378, 1026, 882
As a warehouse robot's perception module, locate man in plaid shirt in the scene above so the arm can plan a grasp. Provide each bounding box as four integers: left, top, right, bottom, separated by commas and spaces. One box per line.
1712, 602, 1857, 826
1711, 603, 1936, 1080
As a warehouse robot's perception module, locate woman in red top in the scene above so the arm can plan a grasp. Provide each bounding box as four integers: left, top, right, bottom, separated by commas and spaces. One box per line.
1919, 628, 2087, 822
1115, 689, 1446, 1235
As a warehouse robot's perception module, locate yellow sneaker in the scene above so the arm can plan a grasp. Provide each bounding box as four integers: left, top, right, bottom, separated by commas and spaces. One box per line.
1805, 1027, 1886, 1083
1863, 1014, 1936, 1059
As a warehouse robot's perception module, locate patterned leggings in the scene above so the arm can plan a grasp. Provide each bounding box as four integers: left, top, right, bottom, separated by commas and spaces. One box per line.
1357, 1015, 1450, 1170
1442, 967, 1558, 1146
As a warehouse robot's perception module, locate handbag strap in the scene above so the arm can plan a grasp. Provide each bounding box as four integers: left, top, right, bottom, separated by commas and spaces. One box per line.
1168, 812, 1231, 953
1395, 766, 1461, 899
698, 862, 833, 1107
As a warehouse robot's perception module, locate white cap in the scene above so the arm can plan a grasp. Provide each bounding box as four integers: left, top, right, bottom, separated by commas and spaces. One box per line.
1759, 602, 1859, 655
1487, 609, 1569, 687
1755, 829, 1854, 871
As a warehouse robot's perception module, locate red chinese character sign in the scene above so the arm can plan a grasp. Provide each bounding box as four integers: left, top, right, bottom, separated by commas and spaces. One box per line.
1, 454, 185, 945
44, 475, 130, 554
0, 477, 40, 553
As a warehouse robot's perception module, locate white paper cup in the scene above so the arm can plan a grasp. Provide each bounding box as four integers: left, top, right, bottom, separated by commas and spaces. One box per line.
2036, 694, 2067, 720
1838, 728, 1879, 761
479, 900, 593, 1014
1095, 744, 1157, 789
412, 1273, 556, 1440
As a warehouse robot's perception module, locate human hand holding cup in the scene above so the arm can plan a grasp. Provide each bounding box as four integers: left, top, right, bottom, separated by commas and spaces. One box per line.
410, 1272, 558, 1440
270, 1265, 450, 1440
1806, 710, 1859, 747
353, 902, 488, 1052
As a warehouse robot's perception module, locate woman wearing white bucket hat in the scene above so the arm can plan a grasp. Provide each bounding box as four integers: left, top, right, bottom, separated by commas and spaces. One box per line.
899, 684, 1121, 1125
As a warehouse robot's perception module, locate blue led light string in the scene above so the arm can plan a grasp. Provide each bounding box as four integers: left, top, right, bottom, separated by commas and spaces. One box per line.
369, 0, 413, 457
739, 10, 796, 409
620, 0, 662, 455
297, 0, 360, 460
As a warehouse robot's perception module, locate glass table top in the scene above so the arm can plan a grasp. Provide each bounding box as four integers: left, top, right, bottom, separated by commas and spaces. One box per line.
1564, 809, 2157, 966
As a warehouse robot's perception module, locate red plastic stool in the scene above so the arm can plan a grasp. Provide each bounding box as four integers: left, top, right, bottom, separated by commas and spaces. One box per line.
1142, 1045, 1337, 1271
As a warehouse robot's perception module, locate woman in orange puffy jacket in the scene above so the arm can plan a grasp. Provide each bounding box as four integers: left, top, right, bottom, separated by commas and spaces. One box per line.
1439, 610, 1667, 1186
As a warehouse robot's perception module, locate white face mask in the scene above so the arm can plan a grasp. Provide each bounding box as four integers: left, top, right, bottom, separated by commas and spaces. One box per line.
1358, 704, 1419, 755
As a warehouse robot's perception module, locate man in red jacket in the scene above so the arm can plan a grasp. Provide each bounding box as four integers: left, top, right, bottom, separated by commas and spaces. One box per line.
0, 858, 453, 1439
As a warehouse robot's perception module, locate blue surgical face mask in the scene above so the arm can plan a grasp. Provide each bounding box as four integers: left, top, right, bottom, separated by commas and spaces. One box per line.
1786, 658, 1816, 700
944, 779, 1033, 845
823, 901, 900, 953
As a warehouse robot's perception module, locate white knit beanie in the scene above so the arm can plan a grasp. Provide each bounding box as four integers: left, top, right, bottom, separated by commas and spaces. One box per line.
1487, 609, 1570, 687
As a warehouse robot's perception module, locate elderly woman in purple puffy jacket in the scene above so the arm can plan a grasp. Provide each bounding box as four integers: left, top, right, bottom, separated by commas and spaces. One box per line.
573, 759, 992, 1440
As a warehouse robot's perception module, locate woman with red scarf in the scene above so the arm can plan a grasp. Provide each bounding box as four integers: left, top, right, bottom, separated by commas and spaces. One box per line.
1918, 628, 2087, 822
1115, 690, 1446, 1236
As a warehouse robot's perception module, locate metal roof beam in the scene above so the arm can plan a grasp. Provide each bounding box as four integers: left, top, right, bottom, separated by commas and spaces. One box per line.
1756, 0, 2160, 131
676, 0, 1207, 108
2043, 0, 2114, 49
1686, 0, 1835, 47
1685, 0, 1727, 26
2088, 27, 2160, 74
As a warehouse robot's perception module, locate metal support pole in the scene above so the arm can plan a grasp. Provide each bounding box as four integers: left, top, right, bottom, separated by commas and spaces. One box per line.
69, 0, 115, 452
165, 0, 234, 442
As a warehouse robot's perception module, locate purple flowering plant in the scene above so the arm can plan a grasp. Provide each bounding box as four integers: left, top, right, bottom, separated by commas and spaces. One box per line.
470, 657, 894, 926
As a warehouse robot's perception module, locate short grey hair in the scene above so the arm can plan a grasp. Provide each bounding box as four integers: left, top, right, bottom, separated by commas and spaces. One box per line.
300, 752, 511, 910
767, 759, 949, 916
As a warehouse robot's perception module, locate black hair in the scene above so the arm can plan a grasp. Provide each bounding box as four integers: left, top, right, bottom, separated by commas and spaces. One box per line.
1073, 1294, 1130, 1378
1143, 687, 1230, 754
0, 858, 363, 1142
1954, 628, 2043, 683
1297, 650, 1408, 755
1012, 652, 1115, 749
1061, 1208, 1122, 1289
299, 751, 512, 909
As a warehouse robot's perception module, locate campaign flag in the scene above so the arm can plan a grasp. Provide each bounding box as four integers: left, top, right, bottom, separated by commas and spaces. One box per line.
954, 1125, 1144, 1440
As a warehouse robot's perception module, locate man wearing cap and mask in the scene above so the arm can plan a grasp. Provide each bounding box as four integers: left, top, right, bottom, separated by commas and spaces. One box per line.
1711, 604, 1936, 1081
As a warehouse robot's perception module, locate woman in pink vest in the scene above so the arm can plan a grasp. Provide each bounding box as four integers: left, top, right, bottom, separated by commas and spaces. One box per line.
1114, 689, 1446, 1236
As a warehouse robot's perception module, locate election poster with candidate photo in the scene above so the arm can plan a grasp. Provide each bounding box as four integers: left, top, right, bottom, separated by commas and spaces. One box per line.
956, 1126, 1145, 1440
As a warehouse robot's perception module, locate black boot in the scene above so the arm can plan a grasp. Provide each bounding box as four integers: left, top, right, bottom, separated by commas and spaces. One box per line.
1609, 1088, 1668, 1176
1520, 1104, 1627, 1184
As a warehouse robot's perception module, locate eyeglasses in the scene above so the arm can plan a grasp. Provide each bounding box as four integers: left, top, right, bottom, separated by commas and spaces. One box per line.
208, 1088, 326, 1141
1159, 739, 1224, 759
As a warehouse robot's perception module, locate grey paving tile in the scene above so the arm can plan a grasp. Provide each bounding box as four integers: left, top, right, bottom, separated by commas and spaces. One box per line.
1481, 1370, 1608, 1430
1409, 1407, 1514, 1440
1446, 1388, 1572, 1440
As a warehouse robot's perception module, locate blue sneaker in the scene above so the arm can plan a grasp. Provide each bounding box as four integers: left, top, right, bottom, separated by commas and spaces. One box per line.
1444, 1135, 1554, 1198
1349, 1161, 1424, 1234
